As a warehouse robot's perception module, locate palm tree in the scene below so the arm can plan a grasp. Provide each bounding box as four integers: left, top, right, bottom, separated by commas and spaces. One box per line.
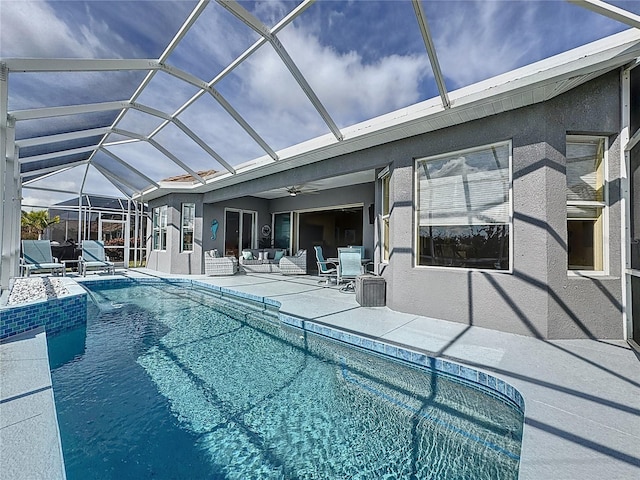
21, 210, 60, 240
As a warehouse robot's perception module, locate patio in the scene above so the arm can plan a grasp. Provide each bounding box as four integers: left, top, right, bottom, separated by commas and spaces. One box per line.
1, 269, 639, 479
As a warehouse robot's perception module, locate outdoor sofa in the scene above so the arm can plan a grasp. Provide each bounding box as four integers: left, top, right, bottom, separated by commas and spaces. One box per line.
240, 248, 307, 275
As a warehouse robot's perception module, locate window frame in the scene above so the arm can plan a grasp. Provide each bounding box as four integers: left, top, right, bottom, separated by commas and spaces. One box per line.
180, 203, 195, 253
414, 140, 513, 272
379, 166, 391, 263
152, 205, 167, 251
566, 134, 609, 274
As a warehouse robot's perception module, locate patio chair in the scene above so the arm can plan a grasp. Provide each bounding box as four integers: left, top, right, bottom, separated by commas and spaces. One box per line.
204, 250, 238, 276
78, 240, 115, 276
313, 245, 337, 285
337, 247, 364, 292
20, 240, 66, 277
348, 245, 374, 273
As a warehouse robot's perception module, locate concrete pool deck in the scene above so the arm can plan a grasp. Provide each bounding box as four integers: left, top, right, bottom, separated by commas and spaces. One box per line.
1, 268, 639, 479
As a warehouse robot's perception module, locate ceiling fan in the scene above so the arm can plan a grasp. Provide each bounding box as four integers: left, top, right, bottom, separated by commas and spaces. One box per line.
285, 184, 318, 197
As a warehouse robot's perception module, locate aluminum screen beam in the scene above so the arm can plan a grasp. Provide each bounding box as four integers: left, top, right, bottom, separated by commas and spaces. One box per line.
22, 185, 80, 195
569, 0, 640, 29
15, 127, 112, 148
23, 164, 78, 183
21, 160, 89, 179
85, 0, 210, 170
0, 62, 19, 291
19, 145, 96, 164
412, 0, 450, 109
151, 64, 278, 163
131, 102, 238, 173
10, 101, 128, 121
4, 58, 159, 73
144, 0, 313, 166
205, 89, 278, 161
211, 0, 314, 86
91, 163, 138, 197
98, 147, 160, 189
159, 0, 210, 62
217, 0, 343, 142
110, 128, 206, 184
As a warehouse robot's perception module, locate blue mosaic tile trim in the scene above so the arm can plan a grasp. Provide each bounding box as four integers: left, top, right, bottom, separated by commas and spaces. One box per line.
0, 282, 87, 340
280, 315, 525, 413
80, 277, 284, 311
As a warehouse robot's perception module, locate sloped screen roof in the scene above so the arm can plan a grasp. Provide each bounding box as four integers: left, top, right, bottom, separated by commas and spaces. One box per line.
2, 0, 640, 207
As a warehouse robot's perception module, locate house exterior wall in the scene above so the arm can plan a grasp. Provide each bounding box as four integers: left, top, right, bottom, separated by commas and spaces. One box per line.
381, 70, 623, 339
146, 193, 203, 275
146, 70, 625, 340
202, 196, 271, 259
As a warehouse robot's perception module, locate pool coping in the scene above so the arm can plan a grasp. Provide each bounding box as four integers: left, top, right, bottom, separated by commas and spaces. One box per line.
0, 327, 67, 480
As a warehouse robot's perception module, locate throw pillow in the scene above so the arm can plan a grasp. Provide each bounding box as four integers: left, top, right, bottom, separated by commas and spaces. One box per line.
212, 249, 221, 258
296, 249, 306, 257
274, 250, 285, 261
258, 251, 264, 261
242, 250, 253, 260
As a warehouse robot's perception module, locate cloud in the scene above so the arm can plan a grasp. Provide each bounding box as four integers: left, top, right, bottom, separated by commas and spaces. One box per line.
283, 25, 430, 124
429, 0, 629, 89
430, 1, 542, 89
0, 1, 98, 57
222, 21, 431, 139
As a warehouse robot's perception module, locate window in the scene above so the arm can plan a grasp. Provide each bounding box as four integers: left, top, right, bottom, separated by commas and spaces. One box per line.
152, 205, 167, 251
380, 167, 391, 262
416, 142, 511, 270
566, 136, 607, 271
181, 203, 195, 252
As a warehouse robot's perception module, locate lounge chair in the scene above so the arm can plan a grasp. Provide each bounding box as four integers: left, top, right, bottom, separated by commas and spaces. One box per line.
313, 245, 337, 285
20, 240, 66, 277
337, 247, 364, 292
79, 240, 115, 276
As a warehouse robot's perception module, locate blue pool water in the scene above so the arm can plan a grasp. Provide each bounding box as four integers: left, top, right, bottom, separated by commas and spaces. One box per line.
48, 282, 523, 479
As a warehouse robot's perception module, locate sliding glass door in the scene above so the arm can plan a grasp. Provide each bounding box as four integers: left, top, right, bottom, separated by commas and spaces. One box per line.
273, 212, 292, 253
224, 209, 256, 257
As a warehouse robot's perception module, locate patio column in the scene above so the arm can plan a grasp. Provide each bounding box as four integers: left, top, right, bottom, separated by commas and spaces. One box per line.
0, 64, 21, 291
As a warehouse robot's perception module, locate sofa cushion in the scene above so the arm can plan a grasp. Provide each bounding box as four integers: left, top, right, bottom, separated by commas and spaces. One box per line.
274, 250, 285, 261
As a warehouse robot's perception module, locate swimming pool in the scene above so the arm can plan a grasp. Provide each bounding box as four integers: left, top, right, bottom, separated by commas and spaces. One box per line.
48, 281, 523, 479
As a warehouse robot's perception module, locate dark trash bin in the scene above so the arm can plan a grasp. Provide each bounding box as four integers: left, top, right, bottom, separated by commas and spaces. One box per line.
355, 274, 386, 307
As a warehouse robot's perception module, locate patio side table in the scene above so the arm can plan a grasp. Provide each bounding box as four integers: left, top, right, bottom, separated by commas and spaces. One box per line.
355, 274, 386, 307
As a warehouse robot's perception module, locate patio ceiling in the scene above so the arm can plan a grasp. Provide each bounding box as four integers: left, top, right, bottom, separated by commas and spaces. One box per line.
3, 0, 640, 207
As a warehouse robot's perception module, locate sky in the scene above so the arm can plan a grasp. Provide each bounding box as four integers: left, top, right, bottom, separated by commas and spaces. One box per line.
1, 0, 639, 206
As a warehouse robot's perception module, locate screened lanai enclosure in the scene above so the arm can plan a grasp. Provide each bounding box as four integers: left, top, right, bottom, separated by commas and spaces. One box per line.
2, 0, 640, 345
42, 195, 147, 268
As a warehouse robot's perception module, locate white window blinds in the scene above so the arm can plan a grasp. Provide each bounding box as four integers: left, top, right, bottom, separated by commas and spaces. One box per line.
566, 141, 603, 202
417, 143, 510, 226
